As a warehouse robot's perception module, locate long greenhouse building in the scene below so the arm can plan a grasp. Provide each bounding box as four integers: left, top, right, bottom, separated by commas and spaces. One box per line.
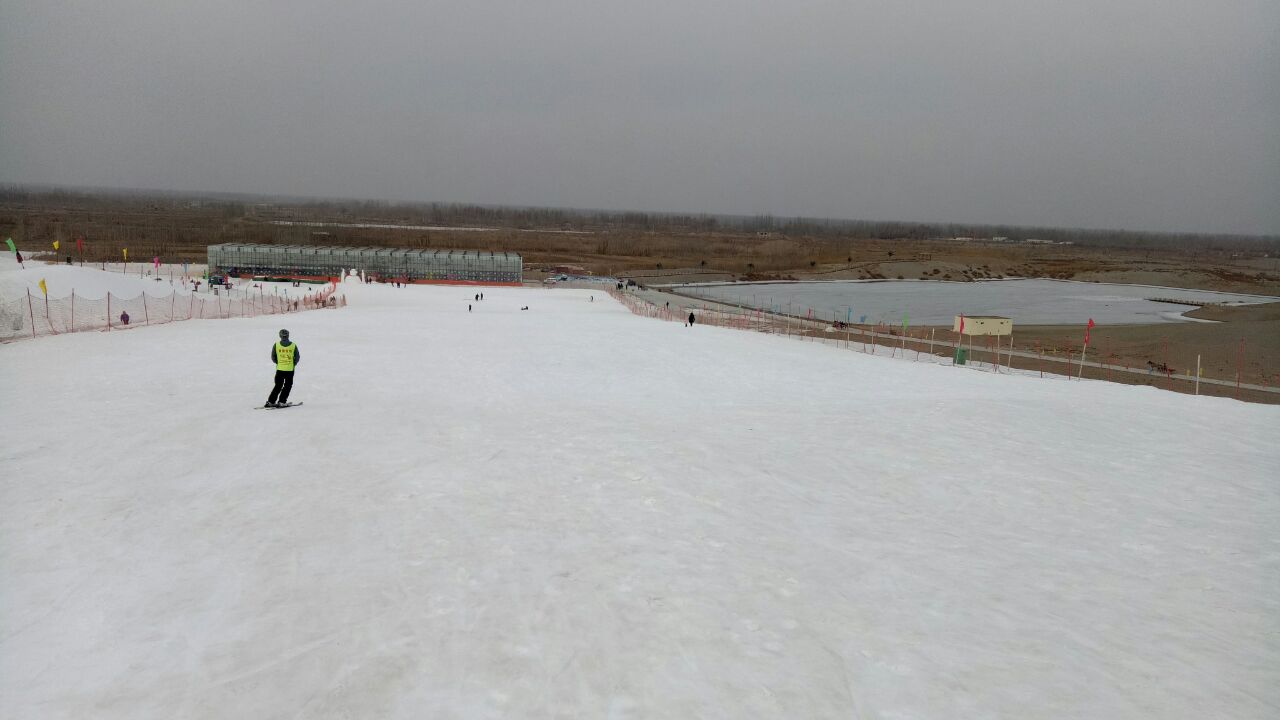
207, 243, 522, 285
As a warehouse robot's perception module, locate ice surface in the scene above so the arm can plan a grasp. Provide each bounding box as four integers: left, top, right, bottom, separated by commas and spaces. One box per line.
670, 278, 1278, 325
2, 278, 1277, 718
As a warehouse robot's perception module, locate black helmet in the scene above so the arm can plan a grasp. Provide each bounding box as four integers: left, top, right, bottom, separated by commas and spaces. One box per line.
279, 329, 290, 339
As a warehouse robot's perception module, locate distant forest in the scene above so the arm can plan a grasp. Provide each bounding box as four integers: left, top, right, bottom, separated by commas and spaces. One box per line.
2, 185, 1277, 255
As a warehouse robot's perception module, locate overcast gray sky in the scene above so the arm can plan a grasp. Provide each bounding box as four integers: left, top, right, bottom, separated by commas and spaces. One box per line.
1, 1, 1276, 234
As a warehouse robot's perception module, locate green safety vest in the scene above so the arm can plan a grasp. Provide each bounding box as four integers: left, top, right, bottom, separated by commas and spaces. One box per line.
275, 342, 296, 371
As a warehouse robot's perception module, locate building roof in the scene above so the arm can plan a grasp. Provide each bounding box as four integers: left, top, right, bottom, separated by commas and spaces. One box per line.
207, 242, 520, 258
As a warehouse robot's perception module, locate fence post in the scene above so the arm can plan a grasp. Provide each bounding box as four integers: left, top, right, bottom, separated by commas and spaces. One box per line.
71, 291, 76, 332
1162, 337, 1173, 388
1195, 354, 1201, 396
107, 293, 112, 331
1237, 338, 1244, 400
142, 294, 150, 325
27, 289, 36, 337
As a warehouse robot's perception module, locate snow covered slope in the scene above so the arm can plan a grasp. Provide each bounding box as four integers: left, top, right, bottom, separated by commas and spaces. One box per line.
0, 256, 200, 299
1, 283, 1277, 718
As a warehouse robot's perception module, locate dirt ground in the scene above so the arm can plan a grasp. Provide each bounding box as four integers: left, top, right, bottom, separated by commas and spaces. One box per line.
1001, 302, 1280, 390
764, 319, 1277, 404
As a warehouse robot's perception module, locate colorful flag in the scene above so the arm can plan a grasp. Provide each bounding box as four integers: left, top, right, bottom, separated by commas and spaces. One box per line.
52, 240, 60, 251
123, 248, 128, 261
153, 256, 160, 269
902, 310, 909, 330
959, 313, 965, 334
5, 238, 14, 253
38, 279, 47, 296
1084, 318, 1095, 345
76, 237, 84, 252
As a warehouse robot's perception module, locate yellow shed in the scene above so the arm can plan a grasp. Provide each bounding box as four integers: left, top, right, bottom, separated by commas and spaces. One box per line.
954, 315, 1012, 336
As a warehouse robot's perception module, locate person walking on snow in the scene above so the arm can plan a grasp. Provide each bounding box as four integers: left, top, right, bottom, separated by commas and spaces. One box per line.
687, 312, 695, 327
265, 329, 300, 408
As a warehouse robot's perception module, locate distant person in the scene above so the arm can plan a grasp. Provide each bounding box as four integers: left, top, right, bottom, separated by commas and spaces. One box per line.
119, 311, 130, 326
468, 304, 472, 312
265, 329, 299, 408
687, 312, 695, 327
521, 306, 529, 311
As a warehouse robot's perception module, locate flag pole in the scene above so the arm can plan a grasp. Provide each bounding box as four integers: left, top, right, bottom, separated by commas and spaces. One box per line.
1078, 319, 1095, 379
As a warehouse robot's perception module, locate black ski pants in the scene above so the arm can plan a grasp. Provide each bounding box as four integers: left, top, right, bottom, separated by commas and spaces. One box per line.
268, 370, 294, 404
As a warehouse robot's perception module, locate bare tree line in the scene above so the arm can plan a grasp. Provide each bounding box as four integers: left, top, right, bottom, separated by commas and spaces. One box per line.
2, 186, 1277, 262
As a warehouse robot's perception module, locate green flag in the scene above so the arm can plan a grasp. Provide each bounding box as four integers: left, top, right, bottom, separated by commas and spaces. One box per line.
5, 238, 14, 254
902, 310, 909, 330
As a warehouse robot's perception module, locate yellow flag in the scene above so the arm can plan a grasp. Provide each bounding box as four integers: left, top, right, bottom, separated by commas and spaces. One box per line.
39, 279, 48, 296
123, 248, 128, 260
53, 240, 60, 251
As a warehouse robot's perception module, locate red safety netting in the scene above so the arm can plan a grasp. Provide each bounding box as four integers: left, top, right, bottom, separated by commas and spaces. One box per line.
2, 283, 346, 341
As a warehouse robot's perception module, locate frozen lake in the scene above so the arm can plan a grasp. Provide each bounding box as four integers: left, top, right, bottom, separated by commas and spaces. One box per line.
667, 279, 1277, 325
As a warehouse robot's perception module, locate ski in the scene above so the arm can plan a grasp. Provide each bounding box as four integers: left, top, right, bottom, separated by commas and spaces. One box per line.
256, 402, 304, 410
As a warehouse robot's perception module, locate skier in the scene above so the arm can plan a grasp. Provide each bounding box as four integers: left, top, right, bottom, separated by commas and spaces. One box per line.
265, 329, 300, 408
687, 312, 695, 327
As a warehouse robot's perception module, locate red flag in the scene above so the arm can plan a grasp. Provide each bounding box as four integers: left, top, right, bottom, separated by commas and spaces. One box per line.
958, 313, 965, 334
1084, 318, 1095, 345
76, 237, 84, 252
